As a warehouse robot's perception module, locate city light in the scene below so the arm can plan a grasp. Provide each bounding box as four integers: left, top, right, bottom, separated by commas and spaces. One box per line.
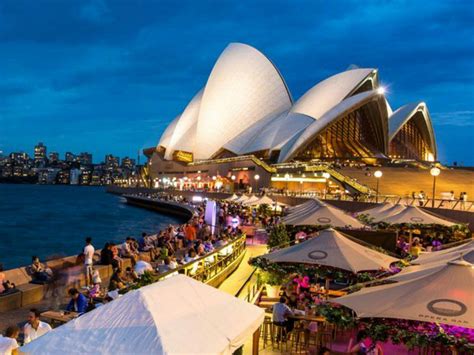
254, 174, 260, 180
377, 86, 386, 95
374, 170, 383, 178
430, 167, 441, 177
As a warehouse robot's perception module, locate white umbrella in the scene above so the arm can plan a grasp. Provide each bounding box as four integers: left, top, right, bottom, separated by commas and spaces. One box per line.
369, 204, 407, 223
261, 228, 398, 273
225, 193, 239, 201
287, 199, 321, 214
362, 202, 394, 216
283, 202, 364, 229
21, 275, 264, 355
413, 240, 474, 265
387, 250, 474, 282
242, 194, 260, 205
384, 205, 457, 226
335, 259, 474, 328
233, 194, 249, 203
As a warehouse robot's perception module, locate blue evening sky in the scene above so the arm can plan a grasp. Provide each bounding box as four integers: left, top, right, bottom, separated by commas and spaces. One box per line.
0, 0, 473, 164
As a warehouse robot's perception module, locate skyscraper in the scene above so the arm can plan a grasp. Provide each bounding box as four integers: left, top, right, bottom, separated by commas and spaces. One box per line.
34, 142, 47, 165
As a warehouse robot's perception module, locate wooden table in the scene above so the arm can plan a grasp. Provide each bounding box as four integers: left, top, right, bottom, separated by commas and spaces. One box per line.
289, 314, 326, 323
265, 310, 326, 323
310, 288, 347, 298
41, 311, 79, 325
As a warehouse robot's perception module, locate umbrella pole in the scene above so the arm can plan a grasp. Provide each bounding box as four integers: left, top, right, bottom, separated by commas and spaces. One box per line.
325, 277, 330, 300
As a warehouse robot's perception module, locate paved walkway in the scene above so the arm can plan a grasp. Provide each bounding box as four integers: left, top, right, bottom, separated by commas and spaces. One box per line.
218, 243, 267, 296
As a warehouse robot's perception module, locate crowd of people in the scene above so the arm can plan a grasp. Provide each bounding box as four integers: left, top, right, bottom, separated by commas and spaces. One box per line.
1, 194, 254, 352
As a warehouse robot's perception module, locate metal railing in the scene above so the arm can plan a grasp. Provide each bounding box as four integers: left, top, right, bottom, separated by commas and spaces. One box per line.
156, 234, 247, 284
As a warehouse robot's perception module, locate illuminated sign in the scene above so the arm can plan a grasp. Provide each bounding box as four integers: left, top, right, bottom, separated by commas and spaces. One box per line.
173, 150, 193, 163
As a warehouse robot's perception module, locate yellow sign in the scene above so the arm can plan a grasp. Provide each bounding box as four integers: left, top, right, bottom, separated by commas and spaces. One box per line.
173, 150, 193, 163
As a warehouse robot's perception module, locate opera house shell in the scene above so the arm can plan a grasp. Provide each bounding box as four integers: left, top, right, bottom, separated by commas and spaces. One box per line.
153, 43, 437, 166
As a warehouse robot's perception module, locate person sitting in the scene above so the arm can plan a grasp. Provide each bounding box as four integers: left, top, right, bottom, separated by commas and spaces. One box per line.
66, 288, 88, 315
0, 264, 16, 295
272, 296, 295, 334
126, 266, 140, 282
120, 237, 138, 265
0, 325, 20, 355
184, 249, 197, 264
23, 309, 52, 344
348, 329, 383, 354
108, 268, 126, 291
30, 256, 53, 283
409, 239, 425, 258
88, 269, 102, 299
100, 242, 119, 269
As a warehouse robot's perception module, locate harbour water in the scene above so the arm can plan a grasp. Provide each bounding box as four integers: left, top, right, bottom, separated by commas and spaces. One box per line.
0, 184, 182, 269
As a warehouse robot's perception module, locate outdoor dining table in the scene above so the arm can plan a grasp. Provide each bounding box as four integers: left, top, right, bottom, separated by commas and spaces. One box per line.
41, 310, 79, 325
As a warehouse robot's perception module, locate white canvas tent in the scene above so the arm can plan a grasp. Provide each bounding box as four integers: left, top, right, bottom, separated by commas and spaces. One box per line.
413, 240, 474, 265
384, 205, 457, 226
261, 228, 398, 273
361, 202, 394, 216
283, 202, 364, 229
388, 249, 474, 282
335, 259, 474, 328
21, 275, 265, 355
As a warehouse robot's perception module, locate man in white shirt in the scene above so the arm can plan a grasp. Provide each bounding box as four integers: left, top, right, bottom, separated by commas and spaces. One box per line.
0, 325, 19, 355
23, 309, 52, 344
83, 237, 95, 286
272, 296, 294, 334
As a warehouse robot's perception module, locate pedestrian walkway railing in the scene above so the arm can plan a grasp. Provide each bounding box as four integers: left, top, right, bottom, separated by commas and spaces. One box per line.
156, 234, 247, 284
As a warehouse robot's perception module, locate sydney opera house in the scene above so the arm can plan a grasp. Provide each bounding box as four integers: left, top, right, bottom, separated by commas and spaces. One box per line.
144, 43, 437, 192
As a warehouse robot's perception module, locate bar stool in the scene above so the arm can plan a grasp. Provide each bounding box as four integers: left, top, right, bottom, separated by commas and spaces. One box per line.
271, 323, 287, 352
260, 315, 273, 348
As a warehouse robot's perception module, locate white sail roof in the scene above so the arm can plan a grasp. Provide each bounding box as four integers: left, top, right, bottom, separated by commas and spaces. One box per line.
223, 111, 313, 155
389, 102, 437, 158
164, 89, 203, 160
157, 115, 180, 149
291, 68, 377, 120
278, 90, 386, 163
194, 43, 292, 159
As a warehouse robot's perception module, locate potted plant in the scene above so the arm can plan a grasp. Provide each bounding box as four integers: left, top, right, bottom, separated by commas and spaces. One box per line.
261, 269, 285, 298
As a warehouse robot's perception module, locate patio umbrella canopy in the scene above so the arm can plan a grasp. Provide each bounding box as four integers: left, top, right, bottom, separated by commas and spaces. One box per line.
242, 194, 260, 205
225, 193, 239, 201
413, 240, 474, 265
383, 205, 457, 226
283, 202, 364, 229
233, 194, 249, 203
387, 249, 474, 282
21, 275, 265, 355
286, 199, 321, 214
261, 228, 399, 273
361, 202, 394, 216
335, 259, 474, 328
368, 204, 407, 223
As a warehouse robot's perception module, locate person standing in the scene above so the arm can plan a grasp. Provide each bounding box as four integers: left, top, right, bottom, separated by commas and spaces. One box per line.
0, 325, 20, 354
83, 237, 95, 286
23, 309, 52, 344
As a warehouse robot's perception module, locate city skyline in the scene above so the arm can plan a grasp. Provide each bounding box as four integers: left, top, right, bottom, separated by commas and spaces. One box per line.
1, 1, 473, 164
